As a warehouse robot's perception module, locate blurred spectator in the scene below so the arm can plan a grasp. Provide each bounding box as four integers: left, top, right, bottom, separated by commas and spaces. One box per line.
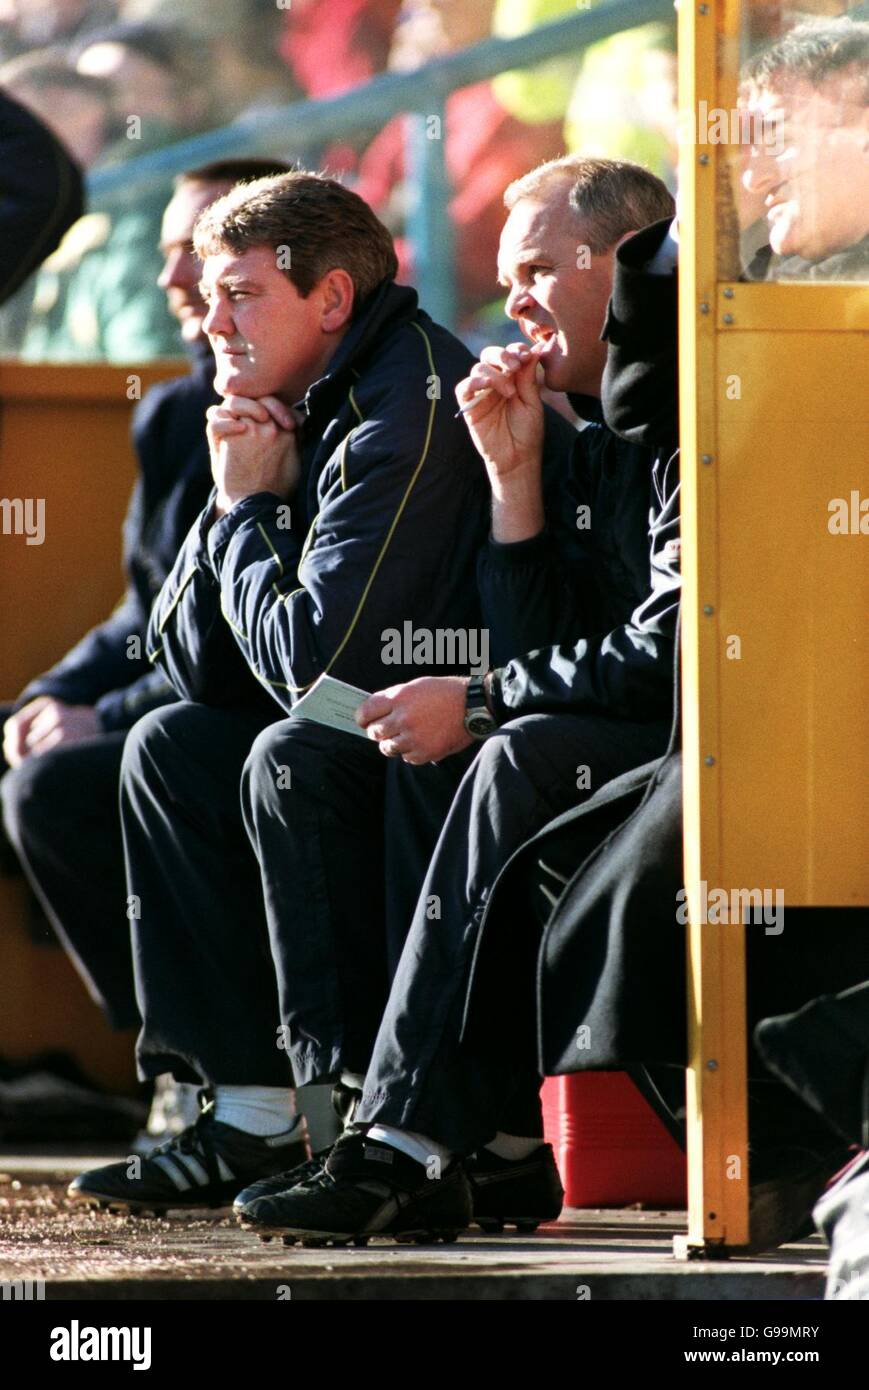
72, 20, 214, 140
18, 183, 181, 361
8, 21, 219, 361
116, 0, 302, 124
1, 52, 113, 167
353, 0, 566, 322
0, 0, 117, 65
388, 0, 491, 68
198, 5, 301, 124
489, 1, 677, 187
281, 0, 402, 98
0, 60, 109, 351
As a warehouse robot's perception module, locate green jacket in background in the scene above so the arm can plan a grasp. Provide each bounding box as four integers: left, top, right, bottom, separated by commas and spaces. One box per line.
21, 129, 182, 363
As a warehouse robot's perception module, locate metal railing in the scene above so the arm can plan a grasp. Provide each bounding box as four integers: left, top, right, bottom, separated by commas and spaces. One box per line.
89, 0, 673, 328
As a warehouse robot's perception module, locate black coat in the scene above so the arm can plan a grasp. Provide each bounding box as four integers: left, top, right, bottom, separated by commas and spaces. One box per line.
16, 342, 217, 729
463, 218, 684, 1069
484, 386, 680, 726
0, 93, 84, 305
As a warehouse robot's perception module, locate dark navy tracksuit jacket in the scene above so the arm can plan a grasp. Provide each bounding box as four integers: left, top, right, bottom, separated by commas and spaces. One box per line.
147, 281, 492, 709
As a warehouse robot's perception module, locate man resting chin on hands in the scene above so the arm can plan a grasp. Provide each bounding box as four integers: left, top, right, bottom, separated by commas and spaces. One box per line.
207, 393, 303, 519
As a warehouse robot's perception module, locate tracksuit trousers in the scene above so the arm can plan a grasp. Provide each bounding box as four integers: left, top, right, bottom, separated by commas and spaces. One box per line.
119, 702, 471, 1089
356, 712, 671, 1151
121, 701, 668, 1121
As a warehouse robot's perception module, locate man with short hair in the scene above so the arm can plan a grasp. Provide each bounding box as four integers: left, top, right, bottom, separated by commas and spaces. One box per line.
231, 156, 682, 1245
742, 17, 869, 279
68, 171, 499, 1212
1, 160, 289, 1136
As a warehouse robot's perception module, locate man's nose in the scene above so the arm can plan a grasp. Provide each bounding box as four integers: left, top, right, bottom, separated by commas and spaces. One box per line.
202, 296, 231, 338
158, 247, 190, 291
742, 146, 779, 196
505, 283, 535, 320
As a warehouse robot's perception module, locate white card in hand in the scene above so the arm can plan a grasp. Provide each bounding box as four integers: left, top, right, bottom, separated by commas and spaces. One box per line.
289, 674, 370, 739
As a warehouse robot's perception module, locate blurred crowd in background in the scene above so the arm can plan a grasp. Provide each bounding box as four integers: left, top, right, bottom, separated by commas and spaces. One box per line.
0, 0, 679, 360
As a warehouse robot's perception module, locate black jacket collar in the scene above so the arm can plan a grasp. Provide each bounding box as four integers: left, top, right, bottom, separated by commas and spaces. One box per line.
568, 392, 605, 424
301, 280, 420, 419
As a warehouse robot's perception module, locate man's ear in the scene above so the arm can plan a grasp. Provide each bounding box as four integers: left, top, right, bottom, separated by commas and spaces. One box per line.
320, 268, 355, 333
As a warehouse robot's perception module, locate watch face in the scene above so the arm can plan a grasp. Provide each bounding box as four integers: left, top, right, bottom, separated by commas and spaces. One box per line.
466, 710, 495, 739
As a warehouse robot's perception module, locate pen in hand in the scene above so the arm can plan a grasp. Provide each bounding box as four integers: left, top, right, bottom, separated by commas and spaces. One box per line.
453, 389, 493, 419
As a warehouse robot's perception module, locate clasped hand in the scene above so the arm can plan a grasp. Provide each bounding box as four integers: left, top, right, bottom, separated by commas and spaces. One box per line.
208, 395, 302, 518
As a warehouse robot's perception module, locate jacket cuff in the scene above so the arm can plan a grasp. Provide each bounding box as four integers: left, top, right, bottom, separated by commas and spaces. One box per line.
482, 528, 550, 569
94, 688, 133, 732
206, 493, 282, 574
13, 679, 70, 713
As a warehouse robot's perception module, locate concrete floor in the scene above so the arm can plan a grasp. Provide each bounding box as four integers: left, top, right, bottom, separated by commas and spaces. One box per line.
0, 1151, 829, 1301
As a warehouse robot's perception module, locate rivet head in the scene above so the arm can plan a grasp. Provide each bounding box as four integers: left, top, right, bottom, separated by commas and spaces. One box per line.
707, 1059, 718, 1070
701, 453, 713, 464
705, 755, 716, 767
703, 604, 714, 615
699, 302, 709, 314
723, 312, 734, 324
699, 3, 709, 12
699, 153, 710, 165
723, 287, 735, 299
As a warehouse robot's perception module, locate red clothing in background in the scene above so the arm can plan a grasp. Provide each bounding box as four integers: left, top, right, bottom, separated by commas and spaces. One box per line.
281, 0, 402, 99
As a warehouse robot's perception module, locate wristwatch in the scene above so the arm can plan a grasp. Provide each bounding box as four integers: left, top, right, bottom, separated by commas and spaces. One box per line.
463, 674, 497, 740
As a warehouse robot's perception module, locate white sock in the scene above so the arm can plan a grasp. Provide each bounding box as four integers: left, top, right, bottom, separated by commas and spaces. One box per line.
212, 1084, 303, 1138
484, 1133, 543, 1161
366, 1123, 453, 1168
340, 1070, 366, 1091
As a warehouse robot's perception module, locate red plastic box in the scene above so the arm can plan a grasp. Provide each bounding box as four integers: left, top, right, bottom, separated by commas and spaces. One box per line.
541, 1073, 686, 1208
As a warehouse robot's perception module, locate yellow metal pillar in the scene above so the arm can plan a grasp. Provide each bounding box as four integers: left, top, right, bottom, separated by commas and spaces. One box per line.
678, 0, 750, 1255
678, 0, 869, 1256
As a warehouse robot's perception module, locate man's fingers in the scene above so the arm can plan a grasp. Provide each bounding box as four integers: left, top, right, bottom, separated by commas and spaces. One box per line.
209, 418, 249, 440
2, 729, 22, 767
207, 406, 249, 436
256, 396, 297, 430
377, 736, 411, 759
28, 727, 64, 757
366, 714, 404, 742
456, 364, 516, 406
218, 396, 272, 423
26, 705, 60, 744
356, 693, 394, 726
3, 711, 32, 764
480, 344, 533, 373
217, 396, 297, 430
471, 363, 517, 396
513, 354, 544, 407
